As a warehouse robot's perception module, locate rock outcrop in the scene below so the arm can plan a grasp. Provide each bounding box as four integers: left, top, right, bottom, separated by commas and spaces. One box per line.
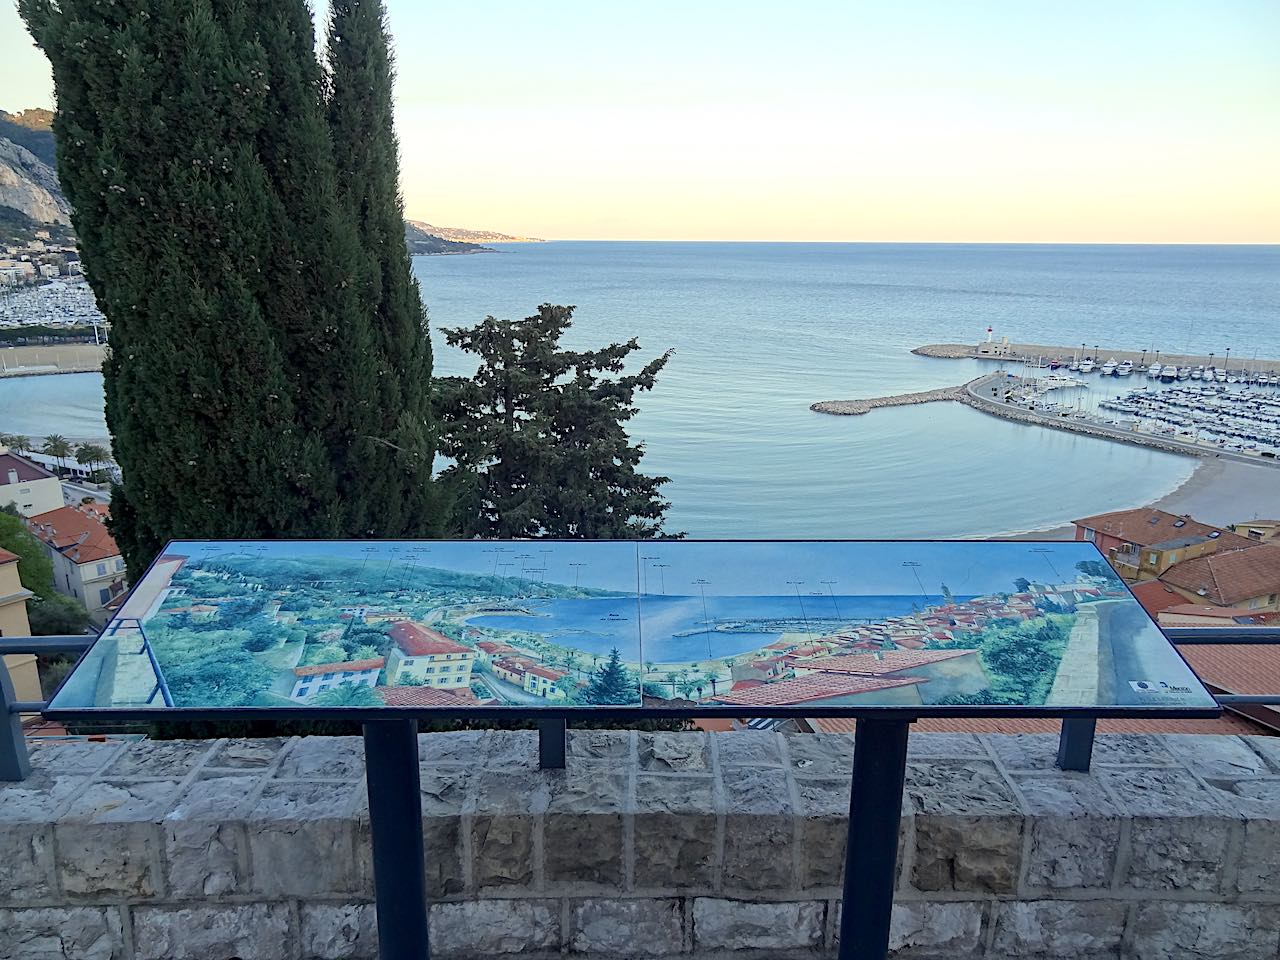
0, 137, 71, 225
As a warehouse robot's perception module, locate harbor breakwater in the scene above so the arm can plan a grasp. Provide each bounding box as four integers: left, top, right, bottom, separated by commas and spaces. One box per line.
914, 342, 1280, 370
810, 377, 985, 415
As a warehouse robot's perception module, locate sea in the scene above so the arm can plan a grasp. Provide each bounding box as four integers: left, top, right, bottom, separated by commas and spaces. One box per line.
469, 592, 956, 662
2, 242, 1277, 537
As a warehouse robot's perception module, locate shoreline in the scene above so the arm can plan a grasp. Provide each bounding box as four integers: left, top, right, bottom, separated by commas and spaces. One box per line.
915, 341, 1280, 370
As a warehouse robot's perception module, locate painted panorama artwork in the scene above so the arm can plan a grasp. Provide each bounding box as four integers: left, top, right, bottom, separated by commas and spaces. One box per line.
49, 540, 1216, 712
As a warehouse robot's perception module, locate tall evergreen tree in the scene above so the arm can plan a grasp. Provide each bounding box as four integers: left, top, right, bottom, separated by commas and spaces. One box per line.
326, 0, 440, 534
436, 304, 674, 538
584, 647, 639, 705
20, 0, 340, 572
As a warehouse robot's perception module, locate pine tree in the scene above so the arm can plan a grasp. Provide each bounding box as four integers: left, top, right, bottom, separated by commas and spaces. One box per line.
20, 0, 340, 572
436, 304, 674, 538
326, 0, 440, 534
584, 647, 638, 705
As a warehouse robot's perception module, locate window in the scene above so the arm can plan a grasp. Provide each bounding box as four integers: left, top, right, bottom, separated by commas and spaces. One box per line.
424, 667, 435, 674
1084, 528, 1095, 542
99, 587, 112, 605
1148, 553, 1158, 565
1168, 552, 1178, 564
322, 672, 335, 681
297, 686, 310, 697
402, 658, 415, 666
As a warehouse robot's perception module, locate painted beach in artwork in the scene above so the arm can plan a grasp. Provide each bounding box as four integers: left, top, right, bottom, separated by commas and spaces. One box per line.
49, 539, 1215, 712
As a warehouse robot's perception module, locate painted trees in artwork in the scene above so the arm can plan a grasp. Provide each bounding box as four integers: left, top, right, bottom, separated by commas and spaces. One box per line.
583, 648, 638, 704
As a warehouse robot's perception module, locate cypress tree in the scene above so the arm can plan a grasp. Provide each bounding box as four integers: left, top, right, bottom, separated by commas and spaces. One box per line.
20, 0, 340, 573
584, 648, 639, 705
326, 0, 441, 534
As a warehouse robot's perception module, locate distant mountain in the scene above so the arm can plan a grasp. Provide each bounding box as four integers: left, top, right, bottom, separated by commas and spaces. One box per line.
0, 136, 71, 228
404, 220, 493, 255
407, 220, 543, 244
0, 109, 56, 167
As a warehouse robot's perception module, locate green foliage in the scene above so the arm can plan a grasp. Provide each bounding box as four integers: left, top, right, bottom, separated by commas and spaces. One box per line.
75, 443, 110, 469
1075, 559, 1116, 581
0, 513, 55, 599
41, 434, 71, 471
0, 107, 57, 165
436, 304, 674, 537
941, 582, 954, 604
582, 647, 639, 704
934, 613, 1074, 706
20, 0, 446, 577
28, 593, 92, 636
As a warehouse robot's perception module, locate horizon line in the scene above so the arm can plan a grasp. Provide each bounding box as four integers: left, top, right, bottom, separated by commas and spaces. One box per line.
476, 238, 1280, 246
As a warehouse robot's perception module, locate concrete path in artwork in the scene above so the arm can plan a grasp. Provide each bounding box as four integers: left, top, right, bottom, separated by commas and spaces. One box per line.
1046, 605, 1104, 706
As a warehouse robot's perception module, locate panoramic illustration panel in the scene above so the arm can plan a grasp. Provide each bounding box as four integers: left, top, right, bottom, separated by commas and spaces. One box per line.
49, 539, 1216, 712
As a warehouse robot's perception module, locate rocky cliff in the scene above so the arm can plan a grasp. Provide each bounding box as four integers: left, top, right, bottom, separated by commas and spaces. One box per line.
0, 136, 70, 226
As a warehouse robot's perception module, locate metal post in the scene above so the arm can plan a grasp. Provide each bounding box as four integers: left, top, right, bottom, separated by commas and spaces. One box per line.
363, 719, 429, 960
1057, 717, 1096, 772
838, 718, 911, 960
0, 658, 32, 782
538, 718, 567, 769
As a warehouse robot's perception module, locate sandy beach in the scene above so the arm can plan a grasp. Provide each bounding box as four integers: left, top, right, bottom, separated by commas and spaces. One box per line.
1007, 455, 1280, 540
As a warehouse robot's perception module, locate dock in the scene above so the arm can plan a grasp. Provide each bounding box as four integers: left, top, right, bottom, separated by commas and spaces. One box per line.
914, 342, 1280, 372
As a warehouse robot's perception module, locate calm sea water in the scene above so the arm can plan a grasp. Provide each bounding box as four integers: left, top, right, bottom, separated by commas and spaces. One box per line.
471, 592, 952, 662
3, 243, 1277, 536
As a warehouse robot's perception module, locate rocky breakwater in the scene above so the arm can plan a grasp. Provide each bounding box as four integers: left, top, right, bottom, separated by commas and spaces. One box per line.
811, 377, 985, 416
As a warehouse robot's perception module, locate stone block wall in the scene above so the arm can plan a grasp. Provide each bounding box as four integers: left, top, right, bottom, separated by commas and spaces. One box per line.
1, 730, 1278, 960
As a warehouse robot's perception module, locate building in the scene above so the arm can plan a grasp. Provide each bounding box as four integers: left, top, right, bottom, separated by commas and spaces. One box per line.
25, 504, 127, 625
289, 658, 384, 702
0, 547, 41, 703
377, 685, 477, 707
1072, 508, 1253, 581
709, 672, 928, 708
790, 649, 989, 703
1231, 519, 1280, 544
0, 448, 63, 518
1158, 543, 1280, 611
385, 621, 474, 689
522, 664, 568, 700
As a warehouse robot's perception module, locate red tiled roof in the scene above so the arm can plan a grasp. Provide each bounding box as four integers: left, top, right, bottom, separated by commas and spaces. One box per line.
0, 547, 18, 564
1159, 544, 1280, 606
710, 673, 925, 706
807, 649, 976, 676
293, 657, 384, 678
811, 715, 1268, 735
0, 452, 56, 484
1129, 580, 1185, 618
378, 686, 474, 707
1072, 508, 1253, 550
388, 622, 471, 656
25, 505, 121, 564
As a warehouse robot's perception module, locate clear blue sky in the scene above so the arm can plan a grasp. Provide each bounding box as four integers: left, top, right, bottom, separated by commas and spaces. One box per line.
162, 539, 1103, 596
4, 1, 1277, 241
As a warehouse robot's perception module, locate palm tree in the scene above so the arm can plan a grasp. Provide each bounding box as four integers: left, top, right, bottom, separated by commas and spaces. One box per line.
644, 660, 656, 681
701, 670, 721, 696
9, 435, 32, 455
312, 682, 382, 707
42, 434, 72, 474
75, 442, 110, 473
677, 677, 701, 700
664, 670, 679, 696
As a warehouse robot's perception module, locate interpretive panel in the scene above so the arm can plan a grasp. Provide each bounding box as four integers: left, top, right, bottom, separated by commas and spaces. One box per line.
48, 539, 1216, 713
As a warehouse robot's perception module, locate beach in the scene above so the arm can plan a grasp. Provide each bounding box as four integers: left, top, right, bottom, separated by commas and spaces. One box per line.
0, 342, 105, 377
1009, 456, 1280, 540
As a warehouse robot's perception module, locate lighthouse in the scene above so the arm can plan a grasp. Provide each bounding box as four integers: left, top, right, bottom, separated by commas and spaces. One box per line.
986, 326, 994, 343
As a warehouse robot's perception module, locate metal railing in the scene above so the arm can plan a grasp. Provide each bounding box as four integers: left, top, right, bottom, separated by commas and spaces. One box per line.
3, 626, 1279, 781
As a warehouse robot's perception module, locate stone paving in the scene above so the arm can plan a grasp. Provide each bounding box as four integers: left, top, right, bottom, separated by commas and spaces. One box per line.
1, 730, 1278, 959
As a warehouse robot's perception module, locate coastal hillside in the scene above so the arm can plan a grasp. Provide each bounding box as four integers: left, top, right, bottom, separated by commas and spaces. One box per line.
0, 135, 70, 228
404, 220, 493, 255
0, 108, 56, 167
407, 219, 542, 243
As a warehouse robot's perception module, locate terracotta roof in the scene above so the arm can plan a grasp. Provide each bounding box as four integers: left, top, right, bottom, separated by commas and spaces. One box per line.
1162, 604, 1265, 619
0, 452, 56, 484
806, 649, 977, 675
0, 547, 18, 564
1129, 580, 1185, 618
1179, 644, 1280, 699
293, 657, 384, 678
388, 622, 471, 656
1072, 508, 1253, 550
25, 505, 121, 564
710, 673, 925, 706
378, 686, 474, 707
1159, 544, 1280, 606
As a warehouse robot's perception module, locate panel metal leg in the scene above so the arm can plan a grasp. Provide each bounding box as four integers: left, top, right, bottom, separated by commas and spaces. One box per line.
1057, 717, 1096, 772
538, 718, 567, 769
838, 718, 911, 960
363, 719, 429, 960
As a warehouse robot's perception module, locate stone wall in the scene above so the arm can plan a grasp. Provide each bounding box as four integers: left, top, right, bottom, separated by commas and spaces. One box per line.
2, 730, 1279, 960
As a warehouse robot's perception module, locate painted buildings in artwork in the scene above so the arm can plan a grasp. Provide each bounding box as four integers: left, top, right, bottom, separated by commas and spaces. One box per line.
522, 664, 569, 700
289, 658, 385, 702
385, 621, 474, 689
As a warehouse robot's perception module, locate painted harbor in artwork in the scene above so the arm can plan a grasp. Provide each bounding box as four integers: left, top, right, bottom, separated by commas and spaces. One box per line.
49, 540, 1216, 712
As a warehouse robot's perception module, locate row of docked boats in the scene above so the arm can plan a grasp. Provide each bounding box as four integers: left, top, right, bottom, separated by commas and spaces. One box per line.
1053, 355, 1280, 385
1098, 385, 1280, 455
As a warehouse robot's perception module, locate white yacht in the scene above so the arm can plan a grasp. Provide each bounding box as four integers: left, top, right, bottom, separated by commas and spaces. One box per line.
1116, 360, 1134, 377
1100, 358, 1118, 376
1079, 357, 1096, 374
1147, 362, 1163, 380
1177, 366, 1192, 380
1191, 366, 1203, 380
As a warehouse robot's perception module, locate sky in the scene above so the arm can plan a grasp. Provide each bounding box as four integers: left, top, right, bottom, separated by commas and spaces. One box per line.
3, 1, 1278, 242
160, 539, 1107, 597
